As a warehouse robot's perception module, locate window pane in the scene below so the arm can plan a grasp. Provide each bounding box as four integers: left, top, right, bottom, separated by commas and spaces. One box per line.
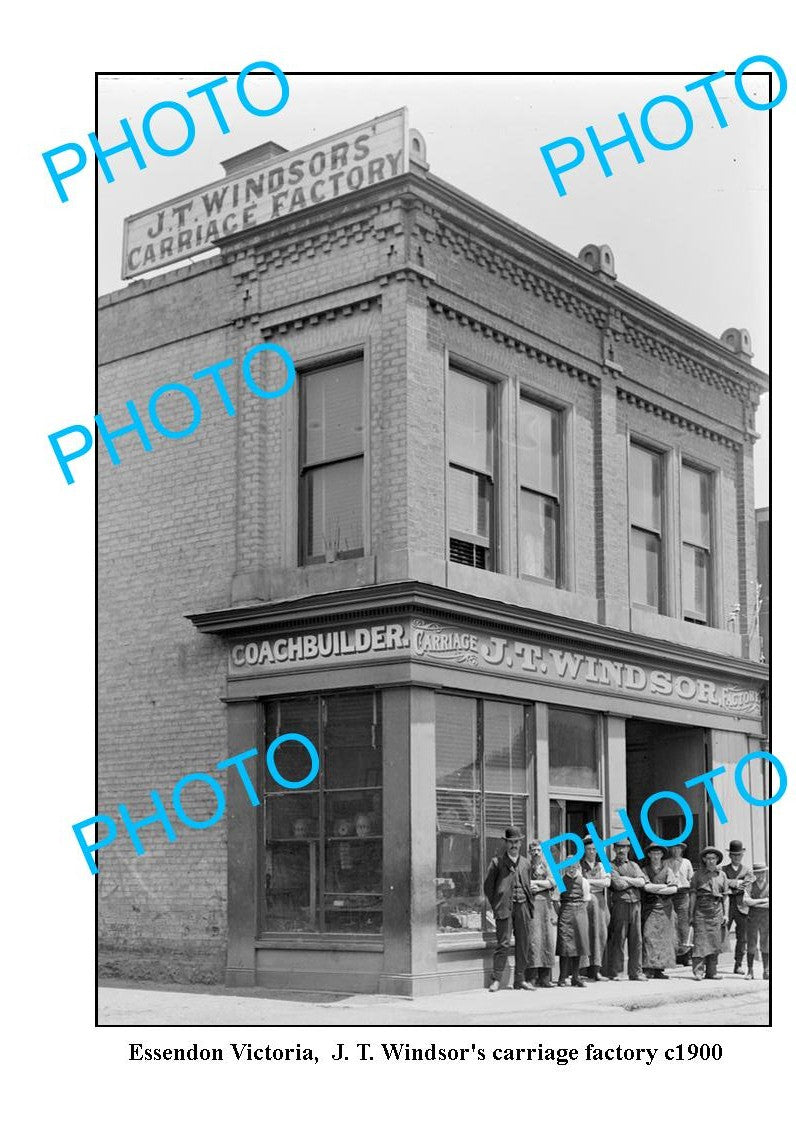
325, 790, 382, 932
630, 445, 662, 532
304, 458, 363, 561
325, 693, 381, 788
436, 695, 478, 789
484, 793, 528, 875
302, 360, 363, 466
631, 526, 661, 609
519, 398, 559, 496
266, 697, 320, 792
683, 543, 710, 621
549, 708, 599, 789
436, 790, 482, 932
520, 490, 559, 582
682, 465, 711, 547
548, 800, 566, 863
483, 702, 526, 792
263, 792, 319, 931
447, 369, 493, 474
448, 466, 492, 540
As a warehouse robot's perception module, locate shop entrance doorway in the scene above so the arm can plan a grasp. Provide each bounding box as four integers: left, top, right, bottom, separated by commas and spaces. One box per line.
549, 798, 602, 860
625, 719, 709, 857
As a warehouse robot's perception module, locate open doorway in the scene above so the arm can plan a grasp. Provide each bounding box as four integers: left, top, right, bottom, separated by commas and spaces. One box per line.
625, 719, 709, 857
549, 798, 602, 861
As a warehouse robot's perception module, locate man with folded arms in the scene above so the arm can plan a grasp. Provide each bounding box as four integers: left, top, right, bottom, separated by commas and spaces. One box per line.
604, 839, 648, 981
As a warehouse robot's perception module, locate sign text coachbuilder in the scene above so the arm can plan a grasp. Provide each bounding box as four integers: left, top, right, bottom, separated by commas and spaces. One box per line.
228, 617, 761, 719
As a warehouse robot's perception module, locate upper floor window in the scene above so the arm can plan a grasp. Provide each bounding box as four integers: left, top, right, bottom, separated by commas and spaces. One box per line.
447, 368, 495, 569
299, 358, 364, 565
629, 443, 664, 612
519, 397, 561, 584
681, 464, 712, 624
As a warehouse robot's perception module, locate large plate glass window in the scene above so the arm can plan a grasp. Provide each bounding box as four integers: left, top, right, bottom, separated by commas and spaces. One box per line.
435, 695, 530, 933
299, 358, 364, 565
261, 691, 382, 934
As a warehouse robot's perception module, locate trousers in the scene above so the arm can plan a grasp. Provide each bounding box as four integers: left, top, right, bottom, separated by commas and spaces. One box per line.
606, 899, 643, 978
692, 953, 719, 980
728, 898, 748, 965
493, 901, 533, 985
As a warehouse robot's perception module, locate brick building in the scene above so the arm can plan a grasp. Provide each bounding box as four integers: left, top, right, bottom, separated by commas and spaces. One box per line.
98, 109, 769, 994
756, 507, 770, 664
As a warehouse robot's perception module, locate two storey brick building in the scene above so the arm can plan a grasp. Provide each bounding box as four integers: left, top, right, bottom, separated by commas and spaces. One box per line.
98, 110, 769, 994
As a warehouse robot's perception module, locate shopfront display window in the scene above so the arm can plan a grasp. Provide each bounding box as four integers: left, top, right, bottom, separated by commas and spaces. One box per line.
435, 694, 529, 933
548, 706, 600, 790
261, 691, 382, 934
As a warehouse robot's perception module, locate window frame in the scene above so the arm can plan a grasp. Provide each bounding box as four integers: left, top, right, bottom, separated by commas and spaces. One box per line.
546, 704, 604, 801
446, 364, 499, 571
518, 393, 564, 587
298, 353, 366, 567
628, 440, 666, 613
680, 461, 714, 626
258, 689, 383, 938
434, 692, 534, 935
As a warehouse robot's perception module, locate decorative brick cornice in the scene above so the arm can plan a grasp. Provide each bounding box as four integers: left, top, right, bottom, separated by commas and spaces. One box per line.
618, 312, 753, 403
616, 386, 742, 449
412, 198, 763, 407
425, 211, 607, 328
239, 293, 381, 334
429, 297, 601, 386
223, 210, 380, 281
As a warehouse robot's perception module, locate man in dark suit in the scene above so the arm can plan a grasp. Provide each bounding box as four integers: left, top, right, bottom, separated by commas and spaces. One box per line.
483, 826, 535, 992
722, 840, 754, 974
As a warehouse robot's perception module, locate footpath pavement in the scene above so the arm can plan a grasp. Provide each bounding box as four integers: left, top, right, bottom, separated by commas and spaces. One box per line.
99, 954, 770, 1026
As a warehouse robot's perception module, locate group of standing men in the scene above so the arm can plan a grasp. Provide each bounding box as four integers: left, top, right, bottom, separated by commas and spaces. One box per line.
483, 827, 770, 991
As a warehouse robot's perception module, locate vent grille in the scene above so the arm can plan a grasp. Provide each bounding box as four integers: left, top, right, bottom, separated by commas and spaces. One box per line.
450, 538, 488, 569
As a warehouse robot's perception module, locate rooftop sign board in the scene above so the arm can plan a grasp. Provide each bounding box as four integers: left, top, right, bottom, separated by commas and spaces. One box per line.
122, 107, 408, 279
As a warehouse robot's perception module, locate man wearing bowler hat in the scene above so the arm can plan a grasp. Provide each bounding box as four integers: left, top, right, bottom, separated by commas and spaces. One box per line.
722, 840, 753, 974
483, 826, 535, 992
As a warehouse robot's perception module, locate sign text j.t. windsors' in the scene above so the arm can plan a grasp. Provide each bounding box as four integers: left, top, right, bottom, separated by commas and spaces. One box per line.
123, 108, 408, 279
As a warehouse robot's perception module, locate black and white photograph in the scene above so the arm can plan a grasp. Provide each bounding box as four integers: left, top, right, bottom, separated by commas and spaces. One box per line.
6, 3, 792, 1116
92, 71, 770, 1025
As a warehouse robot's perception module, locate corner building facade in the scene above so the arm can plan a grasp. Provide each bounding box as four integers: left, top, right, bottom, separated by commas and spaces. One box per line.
98, 121, 769, 994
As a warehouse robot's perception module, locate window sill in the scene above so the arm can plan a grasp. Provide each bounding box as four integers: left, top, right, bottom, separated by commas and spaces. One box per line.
437, 932, 495, 951
630, 606, 743, 658
255, 934, 384, 952
247, 555, 377, 603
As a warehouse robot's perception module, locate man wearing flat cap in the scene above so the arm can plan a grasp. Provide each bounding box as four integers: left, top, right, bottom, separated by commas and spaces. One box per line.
483, 826, 535, 992
722, 840, 754, 974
